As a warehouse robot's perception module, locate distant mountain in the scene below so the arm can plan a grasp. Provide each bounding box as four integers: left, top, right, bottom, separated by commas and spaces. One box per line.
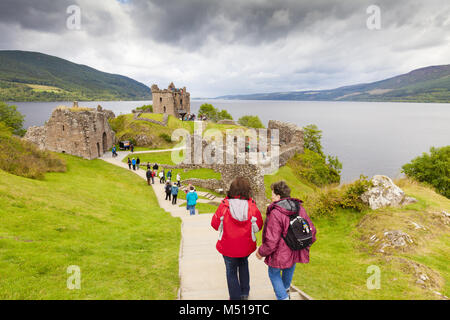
217, 65, 450, 103
0, 50, 152, 102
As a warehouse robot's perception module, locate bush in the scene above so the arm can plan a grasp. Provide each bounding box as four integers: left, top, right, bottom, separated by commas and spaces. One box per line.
340, 175, 373, 211
288, 150, 340, 187
136, 104, 153, 113
305, 176, 372, 218
238, 115, 265, 128
0, 101, 25, 136
0, 127, 66, 179
159, 133, 172, 143
402, 146, 450, 198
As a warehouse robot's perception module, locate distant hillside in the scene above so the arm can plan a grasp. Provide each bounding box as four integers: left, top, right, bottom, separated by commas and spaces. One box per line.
218, 65, 450, 103
0, 50, 152, 102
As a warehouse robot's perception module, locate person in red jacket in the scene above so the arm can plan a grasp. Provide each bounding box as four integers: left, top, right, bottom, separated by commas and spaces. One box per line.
256, 181, 317, 300
211, 177, 263, 300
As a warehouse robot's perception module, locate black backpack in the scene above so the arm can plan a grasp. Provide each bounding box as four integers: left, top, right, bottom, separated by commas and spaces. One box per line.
282, 212, 313, 250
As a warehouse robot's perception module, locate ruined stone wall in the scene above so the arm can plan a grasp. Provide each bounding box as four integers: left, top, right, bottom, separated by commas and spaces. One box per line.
151, 83, 190, 117
24, 106, 115, 160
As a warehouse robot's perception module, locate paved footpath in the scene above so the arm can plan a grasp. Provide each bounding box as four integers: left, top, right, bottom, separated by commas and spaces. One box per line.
102, 150, 307, 300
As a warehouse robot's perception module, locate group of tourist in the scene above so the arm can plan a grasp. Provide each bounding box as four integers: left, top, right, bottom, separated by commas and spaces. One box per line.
127, 157, 141, 170
211, 178, 317, 301
164, 181, 180, 205
143, 163, 181, 186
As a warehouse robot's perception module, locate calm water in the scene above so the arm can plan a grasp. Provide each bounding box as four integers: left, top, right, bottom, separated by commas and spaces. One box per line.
14, 100, 450, 182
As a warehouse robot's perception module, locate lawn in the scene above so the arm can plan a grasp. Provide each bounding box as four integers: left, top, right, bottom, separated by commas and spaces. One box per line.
0, 155, 181, 299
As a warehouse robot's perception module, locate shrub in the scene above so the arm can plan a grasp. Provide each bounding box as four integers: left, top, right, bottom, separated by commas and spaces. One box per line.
288, 150, 340, 187
340, 175, 373, 211
159, 133, 172, 143
136, 104, 153, 113
304, 176, 372, 218
0, 101, 25, 136
0, 128, 66, 179
402, 146, 450, 198
238, 115, 265, 128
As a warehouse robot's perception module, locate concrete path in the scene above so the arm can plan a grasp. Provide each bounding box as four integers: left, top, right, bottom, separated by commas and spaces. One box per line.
101, 150, 306, 300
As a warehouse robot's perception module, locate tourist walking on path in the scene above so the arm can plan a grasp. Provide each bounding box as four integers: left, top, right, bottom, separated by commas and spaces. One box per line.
146, 168, 152, 185
159, 170, 165, 184
127, 157, 132, 170
186, 186, 198, 216
167, 169, 172, 182
147, 162, 151, 170
165, 182, 172, 201
130, 143, 134, 153
132, 158, 136, 171
176, 173, 181, 186
151, 170, 155, 184
112, 145, 117, 158
211, 177, 263, 300
256, 181, 317, 300
136, 157, 141, 170
171, 183, 179, 205
153, 163, 159, 171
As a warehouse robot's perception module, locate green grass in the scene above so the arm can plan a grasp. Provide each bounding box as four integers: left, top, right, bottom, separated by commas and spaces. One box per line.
264, 167, 450, 299
292, 209, 435, 300
0, 155, 181, 299
264, 165, 316, 200
127, 151, 185, 166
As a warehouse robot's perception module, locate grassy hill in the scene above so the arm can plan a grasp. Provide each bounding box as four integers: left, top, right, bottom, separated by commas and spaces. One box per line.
0, 50, 152, 102
0, 155, 181, 299
218, 65, 450, 103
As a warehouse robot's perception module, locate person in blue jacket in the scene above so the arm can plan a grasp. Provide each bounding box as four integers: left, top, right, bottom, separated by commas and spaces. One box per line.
171, 183, 179, 205
186, 186, 198, 215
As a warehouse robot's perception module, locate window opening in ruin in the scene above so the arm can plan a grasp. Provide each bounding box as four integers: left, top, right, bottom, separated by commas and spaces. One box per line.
163, 106, 166, 113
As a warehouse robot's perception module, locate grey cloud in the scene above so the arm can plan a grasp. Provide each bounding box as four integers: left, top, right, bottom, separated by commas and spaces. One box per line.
0, 0, 75, 33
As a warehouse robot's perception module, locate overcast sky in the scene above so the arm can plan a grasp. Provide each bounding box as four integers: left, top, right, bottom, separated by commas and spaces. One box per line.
0, 0, 449, 97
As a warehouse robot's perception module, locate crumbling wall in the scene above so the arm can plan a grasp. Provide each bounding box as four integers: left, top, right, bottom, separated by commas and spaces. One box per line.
24, 105, 116, 160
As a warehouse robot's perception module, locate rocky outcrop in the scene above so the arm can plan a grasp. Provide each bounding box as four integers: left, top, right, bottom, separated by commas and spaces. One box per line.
361, 175, 417, 210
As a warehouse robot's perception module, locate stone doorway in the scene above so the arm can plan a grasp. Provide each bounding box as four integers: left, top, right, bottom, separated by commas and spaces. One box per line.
97, 143, 101, 157
102, 132, 107, 153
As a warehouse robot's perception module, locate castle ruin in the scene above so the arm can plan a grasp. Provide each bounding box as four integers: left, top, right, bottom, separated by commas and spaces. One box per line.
24, 104, 116, 160
151, 82, 190, 118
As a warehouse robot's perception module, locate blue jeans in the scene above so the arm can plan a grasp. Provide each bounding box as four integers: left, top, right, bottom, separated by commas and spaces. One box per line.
223, 255, 250, 300
268, 264, 296, 300
187, 205, 196, 215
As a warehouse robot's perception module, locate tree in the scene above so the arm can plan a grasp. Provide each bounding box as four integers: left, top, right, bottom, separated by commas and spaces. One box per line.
198, 103, 218, 121
402, 146, 450, 198
199, 103, 233, 122
303, 124, 324, 157
238, 115, 264, 128
0, 101, 25, 136
217, 109, 233, 121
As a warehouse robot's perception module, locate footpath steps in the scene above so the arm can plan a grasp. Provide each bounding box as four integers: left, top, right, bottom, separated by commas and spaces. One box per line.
101, 151, 309, 300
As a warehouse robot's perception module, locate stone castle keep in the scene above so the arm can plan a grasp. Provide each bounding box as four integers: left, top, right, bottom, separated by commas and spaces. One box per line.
151, 82, 190, 118
24, 104, 115, 160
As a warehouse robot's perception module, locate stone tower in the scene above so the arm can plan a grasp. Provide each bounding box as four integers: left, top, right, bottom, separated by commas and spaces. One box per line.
24, 104, 116, 160
151, 82, 190, 118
